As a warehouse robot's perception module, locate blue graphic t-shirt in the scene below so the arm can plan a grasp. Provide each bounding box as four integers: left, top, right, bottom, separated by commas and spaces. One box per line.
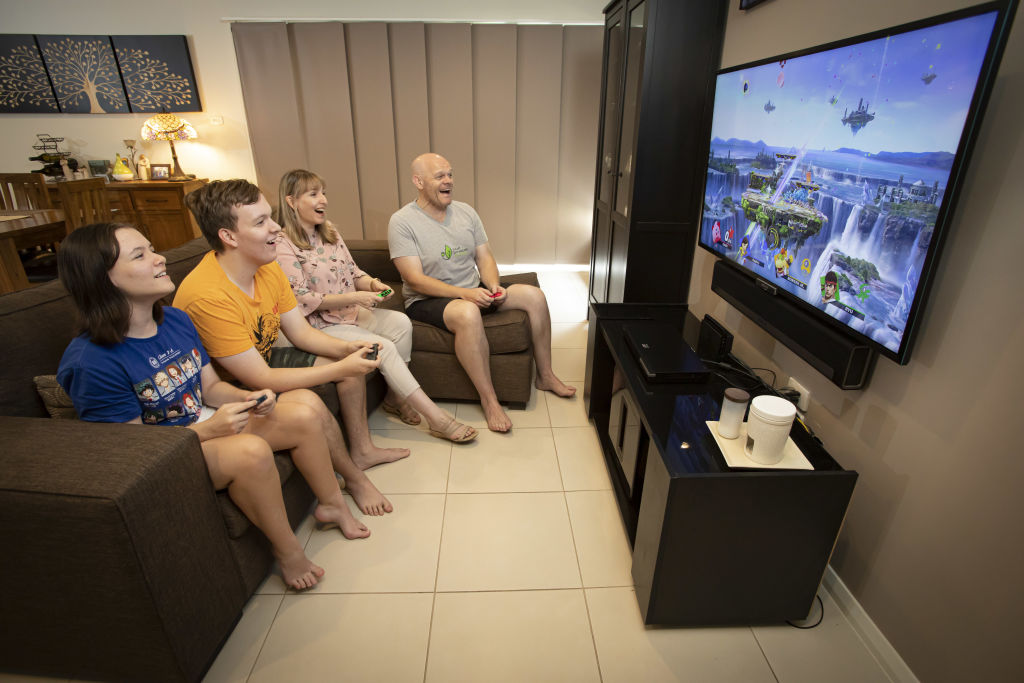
57, 307, 210, 426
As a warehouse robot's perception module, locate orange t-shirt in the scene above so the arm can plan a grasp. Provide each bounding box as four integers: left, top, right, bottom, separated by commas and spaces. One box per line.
173, 251, 297, 364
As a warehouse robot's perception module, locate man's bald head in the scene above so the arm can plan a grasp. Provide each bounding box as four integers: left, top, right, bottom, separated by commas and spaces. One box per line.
411, 153, 454, 215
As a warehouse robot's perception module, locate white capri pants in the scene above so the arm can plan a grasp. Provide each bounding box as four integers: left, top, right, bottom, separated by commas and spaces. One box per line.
278, 307, 419, 399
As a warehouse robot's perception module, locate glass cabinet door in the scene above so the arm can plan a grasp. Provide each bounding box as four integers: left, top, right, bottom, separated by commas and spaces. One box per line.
614, 0, 647, 218
598, 11, 625, 207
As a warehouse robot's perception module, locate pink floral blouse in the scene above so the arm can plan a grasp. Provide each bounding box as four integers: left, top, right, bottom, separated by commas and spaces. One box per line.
275, 231, 367, 329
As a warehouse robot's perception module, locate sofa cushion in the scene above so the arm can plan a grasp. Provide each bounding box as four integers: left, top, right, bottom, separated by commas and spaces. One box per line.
33, 375, 78, 419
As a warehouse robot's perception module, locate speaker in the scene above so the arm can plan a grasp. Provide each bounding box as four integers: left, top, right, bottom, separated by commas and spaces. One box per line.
698, 314, 733, 361
711, 261, 877, 389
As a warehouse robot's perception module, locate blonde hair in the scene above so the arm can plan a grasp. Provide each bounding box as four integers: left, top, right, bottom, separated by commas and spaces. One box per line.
276, 169, 341, 251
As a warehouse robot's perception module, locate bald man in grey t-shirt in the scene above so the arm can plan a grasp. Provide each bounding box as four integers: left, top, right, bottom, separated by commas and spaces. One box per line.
388, 153, 576, 433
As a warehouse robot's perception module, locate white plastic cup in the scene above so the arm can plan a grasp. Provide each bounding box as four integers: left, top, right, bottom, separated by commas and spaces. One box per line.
717, 387, 749, 439
745, 395, 796, 464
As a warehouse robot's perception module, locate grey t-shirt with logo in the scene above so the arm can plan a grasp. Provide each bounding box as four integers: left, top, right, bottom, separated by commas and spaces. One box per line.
388, 200, 490, 308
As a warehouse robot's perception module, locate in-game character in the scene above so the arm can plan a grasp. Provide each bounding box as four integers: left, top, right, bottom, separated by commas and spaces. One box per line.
821, 271, 839, 303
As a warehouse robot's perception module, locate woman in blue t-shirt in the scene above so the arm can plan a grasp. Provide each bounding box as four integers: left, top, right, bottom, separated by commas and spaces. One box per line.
57, 223, 369, 591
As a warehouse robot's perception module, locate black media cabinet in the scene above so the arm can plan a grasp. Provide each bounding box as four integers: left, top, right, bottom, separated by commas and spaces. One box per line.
584, 303, 857, 625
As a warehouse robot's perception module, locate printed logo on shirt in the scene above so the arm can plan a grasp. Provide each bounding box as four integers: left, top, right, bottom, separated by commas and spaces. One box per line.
148, 356, 160, 369
441, 244, 468, 260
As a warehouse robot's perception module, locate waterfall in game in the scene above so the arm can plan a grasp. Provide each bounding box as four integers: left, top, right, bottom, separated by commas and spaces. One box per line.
838, 204, 864, 254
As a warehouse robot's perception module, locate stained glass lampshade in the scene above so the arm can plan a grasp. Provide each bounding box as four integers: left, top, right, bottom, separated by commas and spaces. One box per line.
140, 112, 197, 181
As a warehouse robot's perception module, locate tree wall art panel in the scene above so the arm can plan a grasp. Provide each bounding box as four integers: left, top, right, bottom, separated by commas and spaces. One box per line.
111, 35, 201, 113
0, 34, 59, 113
37, 34, 130, 113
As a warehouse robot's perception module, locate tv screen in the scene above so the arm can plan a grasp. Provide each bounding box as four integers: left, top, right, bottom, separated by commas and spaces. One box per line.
698, 1, 1016, 363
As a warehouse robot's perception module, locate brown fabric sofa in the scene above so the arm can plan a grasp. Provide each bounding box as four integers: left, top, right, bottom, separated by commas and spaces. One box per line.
0, 237, 387, 682
350, 239, 538, 408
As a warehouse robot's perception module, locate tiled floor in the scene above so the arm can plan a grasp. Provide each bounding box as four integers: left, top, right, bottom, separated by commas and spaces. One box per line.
4, 270, 890, 683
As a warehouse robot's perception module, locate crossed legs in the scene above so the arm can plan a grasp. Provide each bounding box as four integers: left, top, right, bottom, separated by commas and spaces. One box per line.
443, 283, 575, 432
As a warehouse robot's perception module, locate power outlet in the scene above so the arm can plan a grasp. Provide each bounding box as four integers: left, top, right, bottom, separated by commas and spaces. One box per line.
787, 377, 811, 412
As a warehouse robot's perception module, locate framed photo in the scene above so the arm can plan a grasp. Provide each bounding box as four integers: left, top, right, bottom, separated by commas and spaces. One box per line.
150, 164, 171, 180
88, 159, 111, 178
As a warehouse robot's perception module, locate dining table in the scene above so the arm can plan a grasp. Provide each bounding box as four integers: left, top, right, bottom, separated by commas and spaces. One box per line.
0, 208, 67, 294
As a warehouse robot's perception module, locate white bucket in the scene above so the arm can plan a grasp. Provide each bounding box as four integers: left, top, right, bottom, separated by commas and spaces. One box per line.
745, 395, 796, 465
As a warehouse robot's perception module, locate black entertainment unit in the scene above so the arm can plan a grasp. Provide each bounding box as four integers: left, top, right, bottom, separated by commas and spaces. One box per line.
712, 260, 878, 389
584, 303, 857, 625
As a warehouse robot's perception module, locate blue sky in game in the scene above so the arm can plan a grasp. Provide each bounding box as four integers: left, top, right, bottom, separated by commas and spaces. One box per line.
712, 11, 998, 155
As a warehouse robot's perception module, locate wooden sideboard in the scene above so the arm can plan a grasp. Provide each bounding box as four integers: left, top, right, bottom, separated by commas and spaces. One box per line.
49, 179, 207, 252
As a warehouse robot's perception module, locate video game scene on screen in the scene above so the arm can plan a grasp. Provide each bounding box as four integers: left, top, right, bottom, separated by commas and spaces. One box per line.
700, 11, 997, 354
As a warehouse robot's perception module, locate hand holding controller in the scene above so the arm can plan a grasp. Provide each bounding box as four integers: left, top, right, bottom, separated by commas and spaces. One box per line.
378, 288, 393, 298
365, 343, 380, 361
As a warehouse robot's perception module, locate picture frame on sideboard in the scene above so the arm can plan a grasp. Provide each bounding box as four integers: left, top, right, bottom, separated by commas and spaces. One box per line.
150, 164, 171, 180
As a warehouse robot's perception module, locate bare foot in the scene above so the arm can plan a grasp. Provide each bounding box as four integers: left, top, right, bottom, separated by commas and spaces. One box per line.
482, 400, 512, 432
275, 548, 325, 591
351, 444, 410, 470
314, 500, 370, 539
345, 475, 394, 516
536, 375, 577, 398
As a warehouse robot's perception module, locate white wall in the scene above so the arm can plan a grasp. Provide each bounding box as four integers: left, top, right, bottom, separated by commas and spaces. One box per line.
0, 0, 605, 181
689, 2, 1024, 681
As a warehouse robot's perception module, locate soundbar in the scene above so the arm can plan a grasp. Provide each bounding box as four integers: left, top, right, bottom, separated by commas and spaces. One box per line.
711, 261, 877, 389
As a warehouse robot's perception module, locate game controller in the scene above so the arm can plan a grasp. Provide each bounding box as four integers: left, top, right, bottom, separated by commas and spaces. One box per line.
365, 343, 380, 361
249, 394, 268, 410
489, 291, 502, 297
378, 288, 392, 298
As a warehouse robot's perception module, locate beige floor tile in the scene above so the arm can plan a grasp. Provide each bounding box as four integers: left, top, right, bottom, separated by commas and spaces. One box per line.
546, 382, 590, 427
426, 590, 600, 683
366, 429, 452, 494
538, 271, 590, 323
551, 321, 589, 348
552, 347, 588, 382
203, 593, 283, 683
586, 587, 776, 683
437, 492, 581, 591
554, 426, 613, 491
751, 590, 890, 683
455, 384, 550, 429
254, 513, 317, 595
248, 593, 433, 683
565, 490, 633, 588
304, 494, 444, 593
448, 428, 562, 493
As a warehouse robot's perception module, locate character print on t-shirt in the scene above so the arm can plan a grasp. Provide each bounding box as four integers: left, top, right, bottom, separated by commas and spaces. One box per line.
166, 402, 185, 419
191, 348, 201, 367
181, 392, 200, 416
135, 378, 159, 404
143, 409, 163, 424
153, 370, 174, 396
166, 363, 187, 386
179, 355, 198, 378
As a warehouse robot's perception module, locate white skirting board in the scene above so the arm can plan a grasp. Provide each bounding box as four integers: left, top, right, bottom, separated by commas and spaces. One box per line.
822, 565, 920, 683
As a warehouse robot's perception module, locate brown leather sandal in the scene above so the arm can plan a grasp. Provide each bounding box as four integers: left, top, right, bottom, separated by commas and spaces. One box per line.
381, 400, 421, 425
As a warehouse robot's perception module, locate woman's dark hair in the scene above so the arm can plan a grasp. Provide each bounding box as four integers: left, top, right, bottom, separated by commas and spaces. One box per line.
58, 222, 164, 346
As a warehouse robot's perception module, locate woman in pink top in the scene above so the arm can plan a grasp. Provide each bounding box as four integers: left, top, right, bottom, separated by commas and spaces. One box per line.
275, 169, 476, 443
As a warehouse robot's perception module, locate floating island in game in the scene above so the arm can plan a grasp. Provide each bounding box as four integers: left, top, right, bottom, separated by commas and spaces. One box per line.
841, 98, 876, 134
740, 153, 828, 249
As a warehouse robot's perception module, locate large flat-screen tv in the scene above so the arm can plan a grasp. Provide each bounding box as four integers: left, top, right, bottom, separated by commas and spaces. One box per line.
698, 1, 1017, 366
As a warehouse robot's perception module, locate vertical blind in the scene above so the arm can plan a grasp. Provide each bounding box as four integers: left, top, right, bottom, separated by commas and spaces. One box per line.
232, 21, 602, 264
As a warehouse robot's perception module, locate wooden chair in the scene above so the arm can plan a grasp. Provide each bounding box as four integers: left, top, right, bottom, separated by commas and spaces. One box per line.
0, 173, 52, 211
2, 173, 58, 282
57, 178, 112, 232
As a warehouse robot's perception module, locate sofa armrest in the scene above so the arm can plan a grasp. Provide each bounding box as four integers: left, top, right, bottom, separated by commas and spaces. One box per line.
0, 417, 248, 681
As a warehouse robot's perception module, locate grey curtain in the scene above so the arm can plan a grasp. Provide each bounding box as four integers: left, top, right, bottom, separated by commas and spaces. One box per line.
231, 21, 601, 264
